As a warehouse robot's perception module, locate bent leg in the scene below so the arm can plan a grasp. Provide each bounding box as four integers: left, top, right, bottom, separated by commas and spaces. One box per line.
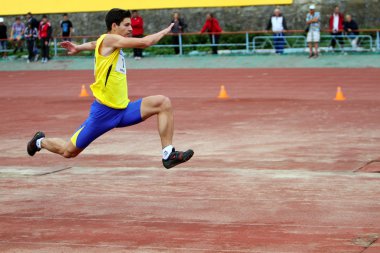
41, 138, 83, 158
141, 95, 173, 148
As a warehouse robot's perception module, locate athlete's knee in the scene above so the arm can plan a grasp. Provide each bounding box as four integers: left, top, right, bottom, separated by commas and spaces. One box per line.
62, 150, 79, 158
158, 95, 172, 111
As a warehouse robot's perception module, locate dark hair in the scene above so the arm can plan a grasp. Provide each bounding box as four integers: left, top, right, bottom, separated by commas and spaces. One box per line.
132, 10, 138, 13
105, 8, 131, 31
42, 15, 48, 19
15, 17, 21, 21
63, 13, 68, 16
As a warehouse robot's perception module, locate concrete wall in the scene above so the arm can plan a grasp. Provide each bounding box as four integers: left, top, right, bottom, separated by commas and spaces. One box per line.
2, 0, 379, 37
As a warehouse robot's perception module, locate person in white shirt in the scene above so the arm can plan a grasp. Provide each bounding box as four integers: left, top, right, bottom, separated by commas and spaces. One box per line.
306, 4, 320, 58
266, 8, 288, 54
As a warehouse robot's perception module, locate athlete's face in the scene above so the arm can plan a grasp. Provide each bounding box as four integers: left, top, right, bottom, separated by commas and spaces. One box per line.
115, 18, 133, 37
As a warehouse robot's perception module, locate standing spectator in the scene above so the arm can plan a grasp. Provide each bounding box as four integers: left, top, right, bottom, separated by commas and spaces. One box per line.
26, 12, 39, 61
131, 10, 144, 60
266, 8, 288, 54
26, 12, 39, 30
200, 13, 222, 55
38, 15, 52, 63
329, 6, 344, 52
344, 14, 359, 49
60, 13, 73, 41
0, 17, 8, 58
306, 4, 320, 58
170, 12, 187, 55
24, 22, 38, 63
10, 17, 25, 54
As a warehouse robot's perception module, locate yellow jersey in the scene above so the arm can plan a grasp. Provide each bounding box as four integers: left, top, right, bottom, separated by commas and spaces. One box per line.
90, 34, 129, 109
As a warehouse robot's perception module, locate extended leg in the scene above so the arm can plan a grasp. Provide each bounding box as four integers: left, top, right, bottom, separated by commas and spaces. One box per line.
27, 131, 82, 158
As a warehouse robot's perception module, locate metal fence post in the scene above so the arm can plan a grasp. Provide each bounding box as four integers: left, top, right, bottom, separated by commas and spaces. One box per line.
54, 38, 58, 57
377, 31, 380, 51
245, 32, 249, 53
212, 34, 215, 45
179, 34, 183, 55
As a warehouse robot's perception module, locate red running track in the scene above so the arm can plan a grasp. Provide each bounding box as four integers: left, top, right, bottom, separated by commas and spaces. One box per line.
0, 68, 380, 252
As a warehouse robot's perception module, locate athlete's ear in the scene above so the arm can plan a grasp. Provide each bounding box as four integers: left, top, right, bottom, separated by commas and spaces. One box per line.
111, 23, 118, 32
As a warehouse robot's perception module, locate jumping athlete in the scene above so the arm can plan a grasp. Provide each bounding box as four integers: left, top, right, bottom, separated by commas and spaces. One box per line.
27, 8, 194, 169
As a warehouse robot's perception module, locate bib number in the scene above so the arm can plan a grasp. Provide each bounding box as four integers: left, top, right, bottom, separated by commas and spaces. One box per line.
116, 50, 126, 74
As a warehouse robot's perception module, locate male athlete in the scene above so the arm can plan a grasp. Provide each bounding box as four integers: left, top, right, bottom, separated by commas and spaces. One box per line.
27, 8, 194, 169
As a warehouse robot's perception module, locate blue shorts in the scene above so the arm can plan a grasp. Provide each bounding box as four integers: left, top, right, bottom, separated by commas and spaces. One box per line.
71, 99, 143, 149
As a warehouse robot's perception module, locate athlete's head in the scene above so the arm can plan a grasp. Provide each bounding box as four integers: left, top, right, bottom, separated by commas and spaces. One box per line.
105, 8, 132, 37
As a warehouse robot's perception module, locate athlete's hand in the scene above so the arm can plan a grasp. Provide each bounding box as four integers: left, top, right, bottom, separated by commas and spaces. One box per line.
60, 41, 79, 55
163, 23, 175, 34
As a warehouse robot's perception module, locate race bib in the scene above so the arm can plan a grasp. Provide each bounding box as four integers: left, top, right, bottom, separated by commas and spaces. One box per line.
116, 50, 127, 74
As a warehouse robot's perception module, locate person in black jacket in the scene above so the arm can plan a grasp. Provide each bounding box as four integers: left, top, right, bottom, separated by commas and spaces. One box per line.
344, 14, 359, 49
170, 12, 187, 54
266, 8, 288, 54
24, 22, 38, 62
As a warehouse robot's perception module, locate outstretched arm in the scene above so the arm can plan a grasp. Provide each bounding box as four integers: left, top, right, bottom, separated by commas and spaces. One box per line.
60, 41, 96, 55
103, 23, 174, 49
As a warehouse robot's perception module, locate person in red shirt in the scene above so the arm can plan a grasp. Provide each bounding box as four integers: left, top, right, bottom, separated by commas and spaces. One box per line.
131, 10, 144, 59
329, 6, 344, 51
200, 13, 222, 54
38, 15, 52, 63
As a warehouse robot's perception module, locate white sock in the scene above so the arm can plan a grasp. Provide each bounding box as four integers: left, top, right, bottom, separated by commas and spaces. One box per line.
162, 145, 174, 160
36, 138, 44, 149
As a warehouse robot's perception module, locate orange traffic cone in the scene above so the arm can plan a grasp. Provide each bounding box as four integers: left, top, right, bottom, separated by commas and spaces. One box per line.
79, 85, 89, 97
217, 85, 229, 99
334, 86, 346, 101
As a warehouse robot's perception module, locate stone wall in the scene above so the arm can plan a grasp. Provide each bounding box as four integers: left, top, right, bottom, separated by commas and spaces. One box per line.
2, 0, 380, 37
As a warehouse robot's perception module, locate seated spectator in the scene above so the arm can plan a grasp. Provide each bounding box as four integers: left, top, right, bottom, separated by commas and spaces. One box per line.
266, 8, 288, 54
0, 17, 7, 58
10, 17, 25, 54
24, 22, 38, 63
200, 13, 222, 55
344, 15, 359, 49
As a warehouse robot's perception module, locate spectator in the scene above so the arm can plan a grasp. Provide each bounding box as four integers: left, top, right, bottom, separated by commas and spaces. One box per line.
0, 17, 7, 58
60, 13, 73, 41
266, 8, 288, 54
344, 14, 359, 49
24, 22, 38, 63
200, 13, 222, 55
26, 12, 39, 30
26, 12, 39, 61
170, 12, 187, 54
131, 10, 144, 60
329, 6, 344, 52
10, 17, 25, 54
306, 4, 320, 58
38, 15, 52, 63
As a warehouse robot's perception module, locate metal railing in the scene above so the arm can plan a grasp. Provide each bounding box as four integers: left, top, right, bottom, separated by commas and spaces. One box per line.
0, 30, 379, 56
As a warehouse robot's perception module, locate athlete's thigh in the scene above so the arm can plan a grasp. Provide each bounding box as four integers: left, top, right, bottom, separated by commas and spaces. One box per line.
71, 102, 119, 149
117, 99, 143, 128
